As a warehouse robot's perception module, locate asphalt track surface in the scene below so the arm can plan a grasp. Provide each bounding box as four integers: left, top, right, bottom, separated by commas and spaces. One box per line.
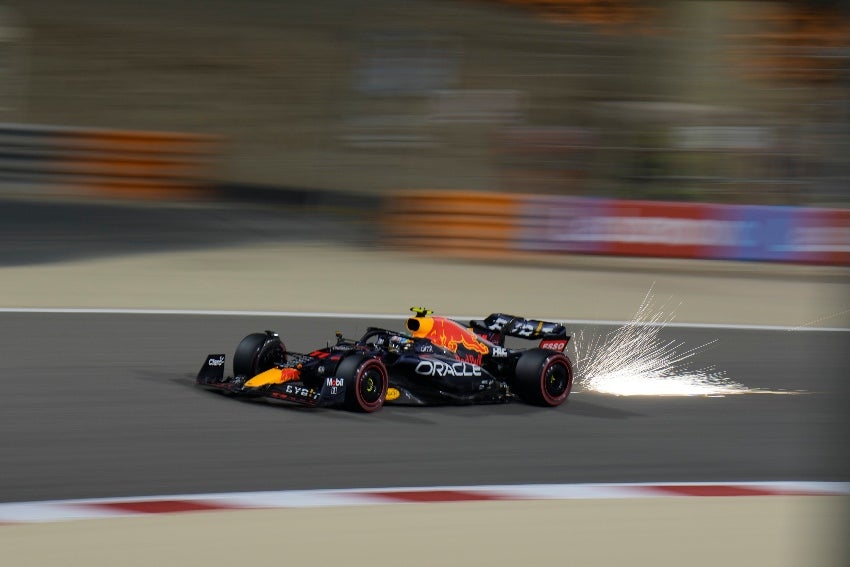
1, 312, 847, 504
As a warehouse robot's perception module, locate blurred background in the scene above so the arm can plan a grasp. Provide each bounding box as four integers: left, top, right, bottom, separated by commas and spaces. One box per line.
0, 6, 847, 563
0, 0, 848, 263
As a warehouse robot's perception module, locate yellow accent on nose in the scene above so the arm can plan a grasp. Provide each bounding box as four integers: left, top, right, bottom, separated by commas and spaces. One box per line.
386, 388, 401, 401
244, 367, 288, 388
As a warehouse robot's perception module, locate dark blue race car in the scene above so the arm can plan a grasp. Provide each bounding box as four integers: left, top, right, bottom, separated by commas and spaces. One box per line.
197, 307, 574, 413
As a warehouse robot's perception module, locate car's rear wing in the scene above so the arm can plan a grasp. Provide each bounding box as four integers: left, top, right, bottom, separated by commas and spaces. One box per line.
469, 313, 568, 348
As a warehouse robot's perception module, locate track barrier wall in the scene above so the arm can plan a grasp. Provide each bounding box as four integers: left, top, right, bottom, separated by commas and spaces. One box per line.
0, 123, 220, 200
386, 191, 850, 266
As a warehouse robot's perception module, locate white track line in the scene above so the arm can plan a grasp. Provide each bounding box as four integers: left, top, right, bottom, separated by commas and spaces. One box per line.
0, 307, 847, 332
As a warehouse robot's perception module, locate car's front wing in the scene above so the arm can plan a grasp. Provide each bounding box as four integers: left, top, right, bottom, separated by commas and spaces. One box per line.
196, 353, 348, 408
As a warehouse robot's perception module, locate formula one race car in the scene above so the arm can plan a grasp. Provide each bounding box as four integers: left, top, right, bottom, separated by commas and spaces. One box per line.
197, 308, 574, 413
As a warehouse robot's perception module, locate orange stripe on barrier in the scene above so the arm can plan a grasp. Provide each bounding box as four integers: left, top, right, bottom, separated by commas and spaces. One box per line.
80, 129, 217, 149
48, 127, 220, 200
384, 190, 524, 256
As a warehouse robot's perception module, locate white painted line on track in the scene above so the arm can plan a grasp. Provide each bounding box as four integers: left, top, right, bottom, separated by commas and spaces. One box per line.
0, 307, 848, 332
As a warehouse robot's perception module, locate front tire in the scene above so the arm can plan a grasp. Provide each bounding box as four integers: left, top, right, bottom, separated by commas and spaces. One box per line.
335, 353, 388, 413
233, 332, 286, 378
514, 348, 573, 407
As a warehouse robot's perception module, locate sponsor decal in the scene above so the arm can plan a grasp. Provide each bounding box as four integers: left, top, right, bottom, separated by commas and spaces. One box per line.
516, 320, 543, 337
415, 360, 482, 378
285, 384, 320, 400
386, 388, 401, 401
207, 356, 225, 366
539, 339, 567, 352
459, 353, 483, 365
279, 368, 301, 383
486, 316, 511, 332
491, 346, 508, 358
419, 318, 489, 356
325, 378, 344, 388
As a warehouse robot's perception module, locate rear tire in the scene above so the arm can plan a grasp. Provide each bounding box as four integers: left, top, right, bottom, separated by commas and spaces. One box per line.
335, 353, 388, 413
514, 348, 573, 407
233, 333, 286, 378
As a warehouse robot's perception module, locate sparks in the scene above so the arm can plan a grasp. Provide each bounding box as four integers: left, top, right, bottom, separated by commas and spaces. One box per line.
786, 306, 850, 331
572, 287, 750, 397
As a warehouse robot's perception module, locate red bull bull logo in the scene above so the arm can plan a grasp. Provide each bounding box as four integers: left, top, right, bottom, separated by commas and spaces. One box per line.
406, 316, 489, 363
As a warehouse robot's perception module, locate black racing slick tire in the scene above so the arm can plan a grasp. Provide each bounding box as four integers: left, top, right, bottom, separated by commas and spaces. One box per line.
514, 348, 573, 407
335, 353, 388, 413
233, 332, 286, 378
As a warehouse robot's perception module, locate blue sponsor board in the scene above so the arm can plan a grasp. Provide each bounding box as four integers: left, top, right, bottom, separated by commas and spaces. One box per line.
713, 205, 839, 263
709, 205, 791, 261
